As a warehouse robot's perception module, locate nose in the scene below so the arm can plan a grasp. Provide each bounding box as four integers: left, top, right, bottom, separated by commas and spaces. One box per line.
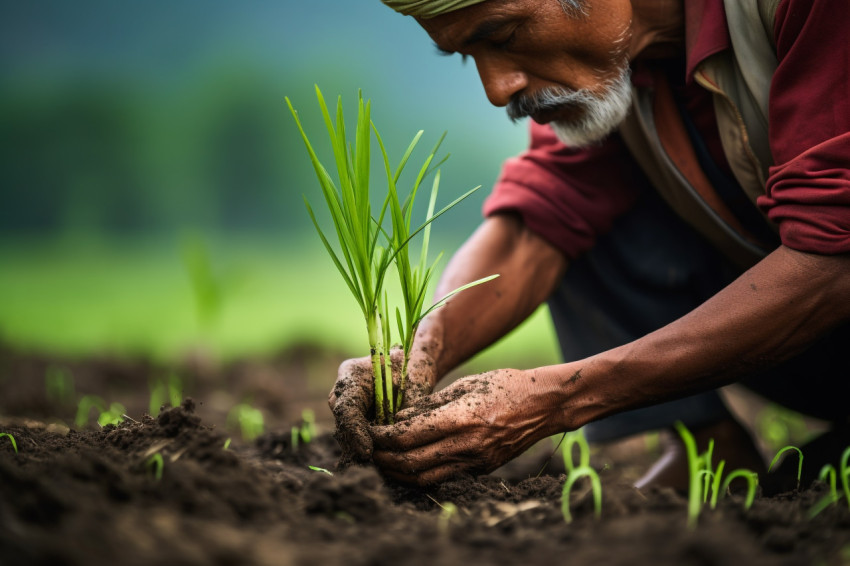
473, 56, 528, 107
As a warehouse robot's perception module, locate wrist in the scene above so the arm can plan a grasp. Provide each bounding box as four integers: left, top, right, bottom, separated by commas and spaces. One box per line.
410, 315, 446, 388
536, 355, 621, 433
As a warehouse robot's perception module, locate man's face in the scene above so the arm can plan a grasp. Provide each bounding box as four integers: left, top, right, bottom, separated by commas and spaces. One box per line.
420, 0, 635, 147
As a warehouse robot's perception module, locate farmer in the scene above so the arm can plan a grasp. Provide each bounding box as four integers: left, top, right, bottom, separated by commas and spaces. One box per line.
330, 0, 850, 488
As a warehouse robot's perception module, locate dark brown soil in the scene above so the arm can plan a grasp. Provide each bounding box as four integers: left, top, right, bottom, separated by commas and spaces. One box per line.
1, 344, 849, 566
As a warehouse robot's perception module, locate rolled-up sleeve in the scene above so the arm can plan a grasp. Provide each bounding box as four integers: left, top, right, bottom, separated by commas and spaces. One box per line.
758, 0, 850, 255
483, 122, 645, 261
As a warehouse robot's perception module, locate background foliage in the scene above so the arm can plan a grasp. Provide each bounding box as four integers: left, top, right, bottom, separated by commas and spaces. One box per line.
0, 1, 560, 369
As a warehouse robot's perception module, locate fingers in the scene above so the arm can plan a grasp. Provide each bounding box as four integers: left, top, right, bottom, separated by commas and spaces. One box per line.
371, 400, 493, 484
333, 397, 373, 461
380, 462, 473, 486
373, 404, 456, 451
373, 432, 492, 485
330, 359, 375, 461
395, 376, 484, 421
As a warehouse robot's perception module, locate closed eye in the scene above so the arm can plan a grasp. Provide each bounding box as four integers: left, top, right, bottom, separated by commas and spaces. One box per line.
491, 29, 518, 50
434, 43, 469, 63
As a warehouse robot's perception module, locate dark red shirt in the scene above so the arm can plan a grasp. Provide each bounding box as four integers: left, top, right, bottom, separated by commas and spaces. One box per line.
483, 0, 850, 260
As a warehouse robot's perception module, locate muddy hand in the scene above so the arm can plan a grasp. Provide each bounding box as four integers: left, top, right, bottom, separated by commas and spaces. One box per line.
329, 357, 377, 461
329, 348, 436, 462
371, 368, 565, 485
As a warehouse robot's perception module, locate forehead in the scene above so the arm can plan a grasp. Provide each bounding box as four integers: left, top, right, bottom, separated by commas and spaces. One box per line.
418, 0, 534, 48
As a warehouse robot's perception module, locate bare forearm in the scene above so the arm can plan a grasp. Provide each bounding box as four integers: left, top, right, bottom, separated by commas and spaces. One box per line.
414, 214, 567, 383
550, 246, 850, 429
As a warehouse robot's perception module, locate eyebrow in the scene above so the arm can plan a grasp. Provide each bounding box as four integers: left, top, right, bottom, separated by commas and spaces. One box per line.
434, 17, 515, 56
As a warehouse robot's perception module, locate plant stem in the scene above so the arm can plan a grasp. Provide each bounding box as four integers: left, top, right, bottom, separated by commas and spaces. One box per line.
675, 421, 703, 530
367, 314, 386, 425
396, 351, 410, 411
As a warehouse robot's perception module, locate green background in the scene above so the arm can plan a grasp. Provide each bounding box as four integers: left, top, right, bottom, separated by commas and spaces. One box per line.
0, 1, 560, 370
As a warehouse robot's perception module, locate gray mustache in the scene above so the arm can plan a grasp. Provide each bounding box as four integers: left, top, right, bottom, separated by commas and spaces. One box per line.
506, 86, 597, 122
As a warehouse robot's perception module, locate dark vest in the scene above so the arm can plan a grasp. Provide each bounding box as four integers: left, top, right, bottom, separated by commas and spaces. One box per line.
619, 0, 780, 269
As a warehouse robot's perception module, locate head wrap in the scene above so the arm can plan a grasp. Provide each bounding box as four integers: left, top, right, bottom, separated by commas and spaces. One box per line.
381, 0, 489, 18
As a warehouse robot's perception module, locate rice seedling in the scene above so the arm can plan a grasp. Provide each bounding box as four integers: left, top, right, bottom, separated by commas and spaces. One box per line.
98, 403, 126, 427
226, 403, 264, 442
287, 87, 496, 424
718, 470, 759, 510
706, 458, 727, 508
809, 446, 850, 517
146, 453, 164, 481
75, 395, 106, 428
769, 445, 803, 490
559, 430, 602, 523
181, 235, 223, 331
45, 365, 75, 405
75, 395, 126, 428
699, 439, 716, 504
675, 421, 704, 529
809, 464, 840, 518
675, 422, 760, 529
0, 432, 18, 454
841, 446, 850, 507
149, 373, 183, 416
373, 132, 498, 411
291, 408, 316, 452
308, 465, 334, 476
436, 501, 459, 534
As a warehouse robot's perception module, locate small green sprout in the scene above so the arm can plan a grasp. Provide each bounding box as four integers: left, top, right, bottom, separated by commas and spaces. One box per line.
809, 446, 850, 517
769, 445, 803, 490
75, 395, 107, 428
559, 430, 602, 523
149, 373, 183, 416
840, 446, 850, 508
181, 235, 223, 331
75, 396, 125, 428
226, 403, 264, 442
675, 422, 704, 529
707, 460, 727, 509
291, 409, 317, 452
45, 365, 75, 404
97, 403, 127, 427
562, 429, 591, 472
437, 501, 458, 534
700, 439, 715, 504
308, 465, 333, 476
719, 470, 759, 510
676, 421, 760, 528
223, 438, 232, 451
146, 453, 164, 481
0, 433, 18, 454
809, 464, 840, 518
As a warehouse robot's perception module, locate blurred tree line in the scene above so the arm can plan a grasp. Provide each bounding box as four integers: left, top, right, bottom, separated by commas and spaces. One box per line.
1, 69, 313, 239
0, 1, 527, 245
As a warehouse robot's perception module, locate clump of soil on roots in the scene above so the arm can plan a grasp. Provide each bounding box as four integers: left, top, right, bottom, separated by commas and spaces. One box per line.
1, 345, 849, 565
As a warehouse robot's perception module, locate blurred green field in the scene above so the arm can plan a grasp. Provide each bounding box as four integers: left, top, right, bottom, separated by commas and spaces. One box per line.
0, 240, 562, 372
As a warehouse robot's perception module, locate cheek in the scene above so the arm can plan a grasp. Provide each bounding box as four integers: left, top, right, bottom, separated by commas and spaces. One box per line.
569, 0, 634, 62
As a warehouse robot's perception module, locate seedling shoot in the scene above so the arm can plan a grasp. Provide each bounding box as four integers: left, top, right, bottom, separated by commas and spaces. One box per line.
287, 86, 496, 424
559, 430, 602, 522
0, 433, 18, 454
769, 445, 804, 490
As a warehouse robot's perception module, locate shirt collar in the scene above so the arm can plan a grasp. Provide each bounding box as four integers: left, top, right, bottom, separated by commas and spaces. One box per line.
685, 0, 731, 82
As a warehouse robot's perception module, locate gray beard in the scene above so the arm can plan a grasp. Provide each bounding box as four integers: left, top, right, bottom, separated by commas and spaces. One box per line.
507, 64, 633, 148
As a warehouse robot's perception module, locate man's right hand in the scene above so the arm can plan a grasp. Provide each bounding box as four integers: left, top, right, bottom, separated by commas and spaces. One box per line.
328, 346, 437, 461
